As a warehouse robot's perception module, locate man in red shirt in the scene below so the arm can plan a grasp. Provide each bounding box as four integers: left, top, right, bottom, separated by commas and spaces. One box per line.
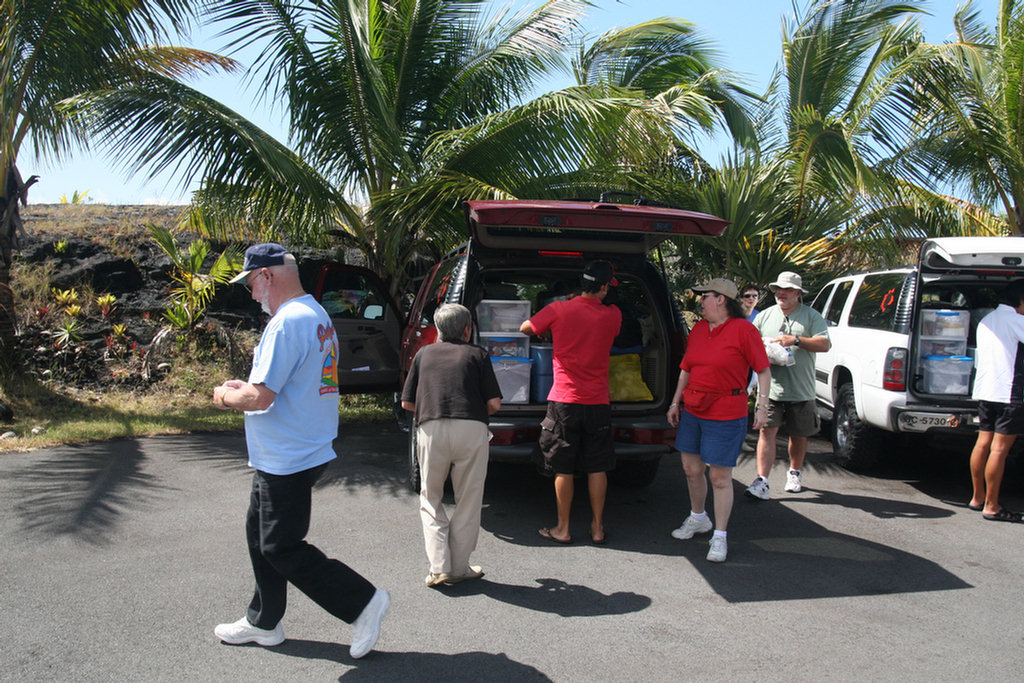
520, 260, 622, 545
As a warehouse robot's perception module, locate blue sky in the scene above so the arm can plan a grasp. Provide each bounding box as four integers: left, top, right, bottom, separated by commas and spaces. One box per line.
28, 0, 990, 205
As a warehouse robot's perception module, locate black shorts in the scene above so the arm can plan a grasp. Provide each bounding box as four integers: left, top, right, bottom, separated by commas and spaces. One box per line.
538, 402, 614, 475
977, 400, 1024, 435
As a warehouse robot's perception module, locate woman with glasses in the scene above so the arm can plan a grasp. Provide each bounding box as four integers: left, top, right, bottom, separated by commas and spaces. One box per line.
666, 278, 771, 562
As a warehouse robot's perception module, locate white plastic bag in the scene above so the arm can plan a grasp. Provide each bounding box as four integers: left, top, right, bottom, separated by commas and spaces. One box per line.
763, 338, 796, 366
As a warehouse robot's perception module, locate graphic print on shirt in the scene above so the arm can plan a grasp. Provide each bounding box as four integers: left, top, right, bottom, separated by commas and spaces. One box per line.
318, 323, 340, 396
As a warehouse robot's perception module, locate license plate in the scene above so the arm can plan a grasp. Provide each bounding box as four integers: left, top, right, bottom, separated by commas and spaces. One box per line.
898, 412, 959, 432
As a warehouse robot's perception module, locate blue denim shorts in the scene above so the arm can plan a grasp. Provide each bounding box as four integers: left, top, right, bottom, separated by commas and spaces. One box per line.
674, 408, 748, 467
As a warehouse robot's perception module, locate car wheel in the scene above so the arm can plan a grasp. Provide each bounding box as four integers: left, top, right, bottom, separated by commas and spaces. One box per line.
407, 426, 421, 494
832, 384, 880, 470
608, 458, 660, 488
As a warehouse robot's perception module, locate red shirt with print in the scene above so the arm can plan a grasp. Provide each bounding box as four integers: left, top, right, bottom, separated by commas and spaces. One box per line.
529, 296, 622, 405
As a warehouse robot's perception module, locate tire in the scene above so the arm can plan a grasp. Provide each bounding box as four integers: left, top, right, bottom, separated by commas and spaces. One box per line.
608, 458, 660, 488
832, 384, 881, 470
407, 426, 421, 494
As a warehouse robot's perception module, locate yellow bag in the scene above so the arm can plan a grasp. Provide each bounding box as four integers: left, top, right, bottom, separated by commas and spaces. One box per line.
609, 353, 654, 402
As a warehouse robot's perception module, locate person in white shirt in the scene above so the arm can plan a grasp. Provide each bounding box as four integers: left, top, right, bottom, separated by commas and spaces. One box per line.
212, 243, 390, 655
968, 279, 1024, 522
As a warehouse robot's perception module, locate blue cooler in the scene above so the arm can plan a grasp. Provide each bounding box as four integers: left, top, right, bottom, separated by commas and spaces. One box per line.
530, 344, 553, 402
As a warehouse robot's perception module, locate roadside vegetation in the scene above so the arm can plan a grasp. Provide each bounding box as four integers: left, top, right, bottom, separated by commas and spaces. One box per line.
1, 0, 1021, 449
0, 208, 390, 452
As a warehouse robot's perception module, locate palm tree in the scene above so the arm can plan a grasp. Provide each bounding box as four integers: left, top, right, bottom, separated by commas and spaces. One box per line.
896, 0, 1024, 234
0, 0, 236, 358
64, 1, 759, 298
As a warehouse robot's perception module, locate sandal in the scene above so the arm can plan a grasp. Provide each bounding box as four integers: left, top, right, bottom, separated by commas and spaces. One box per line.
539, 527, 573, 544
983, 508, 1024, 523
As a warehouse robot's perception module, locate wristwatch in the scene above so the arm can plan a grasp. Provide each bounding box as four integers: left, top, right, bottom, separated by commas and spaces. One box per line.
794, 335, 801, 346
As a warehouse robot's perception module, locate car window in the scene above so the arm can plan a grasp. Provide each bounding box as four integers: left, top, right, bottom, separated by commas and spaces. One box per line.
810, 283, 834, 315
848, 273, 906, 331
823, 280, 853, 326
417, 257, 462, 327
319, 271, 389, 320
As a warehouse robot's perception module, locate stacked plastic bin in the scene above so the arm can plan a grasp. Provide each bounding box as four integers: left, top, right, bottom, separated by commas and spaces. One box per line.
919, 310, 972, 394
477, 300, 532, 403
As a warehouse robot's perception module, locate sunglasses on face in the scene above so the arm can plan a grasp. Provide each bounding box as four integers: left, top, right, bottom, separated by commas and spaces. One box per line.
741, 293, 759, 299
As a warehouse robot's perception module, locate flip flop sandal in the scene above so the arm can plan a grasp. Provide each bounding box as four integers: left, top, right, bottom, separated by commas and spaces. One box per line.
539, 527, 573, 544
967, 503, 983, 511
983, 509, 1024, 523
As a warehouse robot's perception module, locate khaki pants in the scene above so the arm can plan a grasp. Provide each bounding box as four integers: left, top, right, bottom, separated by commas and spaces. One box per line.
417, 419, 489, 575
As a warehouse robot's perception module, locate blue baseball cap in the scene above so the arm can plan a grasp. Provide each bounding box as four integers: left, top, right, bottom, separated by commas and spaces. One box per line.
229, 243, 296, 284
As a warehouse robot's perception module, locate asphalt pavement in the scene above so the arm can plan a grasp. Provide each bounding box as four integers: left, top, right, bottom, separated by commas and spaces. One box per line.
2, 423, 1023, 682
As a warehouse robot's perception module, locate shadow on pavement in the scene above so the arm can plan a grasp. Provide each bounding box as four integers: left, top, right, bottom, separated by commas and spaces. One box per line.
253, 644, 552, 682
479, 460, 971, 604
431, 577, 651, 617
9, 438, 165, 544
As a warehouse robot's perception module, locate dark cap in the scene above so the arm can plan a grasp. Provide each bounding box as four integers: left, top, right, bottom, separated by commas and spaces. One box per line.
582, 260, 618, 287
229, 243, 296, 284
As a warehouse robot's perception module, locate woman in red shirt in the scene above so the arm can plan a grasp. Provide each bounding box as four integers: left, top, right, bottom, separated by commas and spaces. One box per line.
666, 278, 771, 562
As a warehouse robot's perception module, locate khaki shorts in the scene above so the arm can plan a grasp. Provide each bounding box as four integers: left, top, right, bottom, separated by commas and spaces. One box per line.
764, 399, 819, 437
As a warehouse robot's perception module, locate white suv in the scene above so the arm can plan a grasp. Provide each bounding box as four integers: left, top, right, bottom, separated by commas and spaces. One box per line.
809, 237, 1024, 468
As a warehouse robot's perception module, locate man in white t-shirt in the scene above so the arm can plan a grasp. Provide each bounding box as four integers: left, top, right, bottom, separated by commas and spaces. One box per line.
212, 243, 389, 656
968, 279, 1024, 523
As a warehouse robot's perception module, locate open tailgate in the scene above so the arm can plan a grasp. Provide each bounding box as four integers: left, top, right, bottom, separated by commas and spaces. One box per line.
465, 200, 730, 254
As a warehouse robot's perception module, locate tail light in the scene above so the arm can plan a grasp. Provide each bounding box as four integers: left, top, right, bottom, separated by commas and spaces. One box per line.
613, 427, 676, 446
883, 347, 907, 391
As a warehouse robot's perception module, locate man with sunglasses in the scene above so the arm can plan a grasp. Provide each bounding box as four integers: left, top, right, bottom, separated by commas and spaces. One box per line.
740, 285, 761, 323
746, 271, 830, 499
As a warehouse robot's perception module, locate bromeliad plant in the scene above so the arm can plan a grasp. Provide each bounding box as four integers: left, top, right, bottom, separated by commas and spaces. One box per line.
95, 293, 116, 316
52, 287, 79, 308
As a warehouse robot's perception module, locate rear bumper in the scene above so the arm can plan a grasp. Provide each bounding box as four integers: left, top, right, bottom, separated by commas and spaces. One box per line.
487, 415, 675, 463
889, 404, 979, 434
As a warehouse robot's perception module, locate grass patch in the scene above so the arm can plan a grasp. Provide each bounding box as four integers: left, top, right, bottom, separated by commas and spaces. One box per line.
0, 372, 394, 452
0, 338, 394, 452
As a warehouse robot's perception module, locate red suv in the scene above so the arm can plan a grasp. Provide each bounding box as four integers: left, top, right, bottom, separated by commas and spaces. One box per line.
314, 199, 729, 490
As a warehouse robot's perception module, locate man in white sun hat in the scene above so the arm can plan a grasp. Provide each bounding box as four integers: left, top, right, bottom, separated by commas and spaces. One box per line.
746, 271, 830, 500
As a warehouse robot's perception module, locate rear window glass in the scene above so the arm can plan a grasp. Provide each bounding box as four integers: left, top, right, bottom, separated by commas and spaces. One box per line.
417, 257, 462, 327
848, 274, 906, 331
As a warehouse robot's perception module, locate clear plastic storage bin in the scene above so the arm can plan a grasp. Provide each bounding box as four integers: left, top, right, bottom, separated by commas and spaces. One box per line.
480, 332, 529, 358
919, 339, 967, 357
920, 310, 969, 337
492, 357, 533, 404
477, 300, 531, 333
921, 355, 973, 395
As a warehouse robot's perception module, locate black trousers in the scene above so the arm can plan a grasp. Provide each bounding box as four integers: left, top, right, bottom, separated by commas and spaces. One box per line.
245, 463, 375, 629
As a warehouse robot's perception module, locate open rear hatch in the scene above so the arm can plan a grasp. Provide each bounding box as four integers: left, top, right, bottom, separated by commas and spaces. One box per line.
465, 200, 730, 253
919, 236, 1024, 273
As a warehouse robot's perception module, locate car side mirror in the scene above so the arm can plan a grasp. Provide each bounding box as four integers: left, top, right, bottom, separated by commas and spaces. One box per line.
363, 304, 384, 320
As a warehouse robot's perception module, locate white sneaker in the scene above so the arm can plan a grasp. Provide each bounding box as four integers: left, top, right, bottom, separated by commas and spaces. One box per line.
706, 536, 728, 563
350, 588, 390, 659
785, 469, 802, 493
671, 514, 713, 540
214, 617, 284, 646
745, 476, 770, 500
